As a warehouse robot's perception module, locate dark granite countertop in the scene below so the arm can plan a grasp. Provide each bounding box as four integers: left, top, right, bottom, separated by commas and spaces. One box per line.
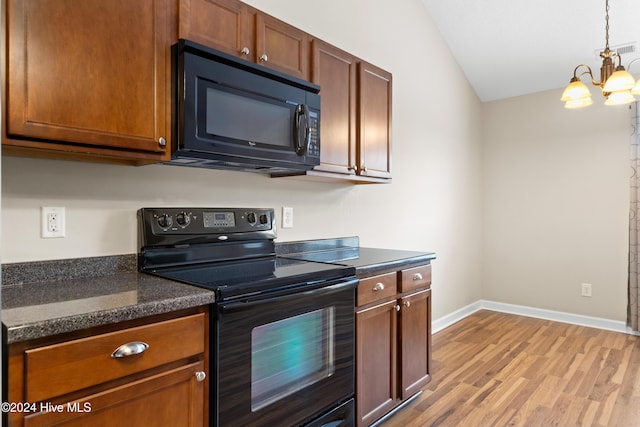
278, 236, 436, 277
1, 238, 434, 344
1, 255, 215, 344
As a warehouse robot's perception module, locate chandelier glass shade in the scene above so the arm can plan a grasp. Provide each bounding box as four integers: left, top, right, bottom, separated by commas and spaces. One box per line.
561, 0, 640, 109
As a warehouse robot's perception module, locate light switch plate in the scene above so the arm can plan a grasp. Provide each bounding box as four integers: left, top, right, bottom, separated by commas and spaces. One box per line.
282, 206, 294, 228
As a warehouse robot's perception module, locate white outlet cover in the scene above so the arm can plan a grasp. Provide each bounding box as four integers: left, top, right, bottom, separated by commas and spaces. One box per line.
42, 207, 66, 238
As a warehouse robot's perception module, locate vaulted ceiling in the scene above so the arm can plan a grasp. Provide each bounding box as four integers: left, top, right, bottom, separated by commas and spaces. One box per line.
421, 0, 640, 102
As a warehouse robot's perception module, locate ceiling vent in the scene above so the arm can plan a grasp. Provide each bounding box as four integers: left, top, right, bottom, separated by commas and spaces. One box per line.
594, 42, 637, 61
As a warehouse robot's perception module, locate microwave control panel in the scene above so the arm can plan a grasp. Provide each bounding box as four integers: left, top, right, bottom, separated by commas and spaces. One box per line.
308, 110, 320, 158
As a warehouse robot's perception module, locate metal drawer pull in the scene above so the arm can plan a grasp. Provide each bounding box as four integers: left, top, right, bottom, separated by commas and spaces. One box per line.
195, 371, 207, 382
404, 300, 411, 308
240, 47, 250, 56
373, 282, 385, 291
395, 305, 401, 312
110, 341, 149, 358
260, 54, 268, 62
413, 273, 423, 281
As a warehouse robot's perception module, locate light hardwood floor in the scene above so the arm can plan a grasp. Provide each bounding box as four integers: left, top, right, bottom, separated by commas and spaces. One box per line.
379, 310, 640, 427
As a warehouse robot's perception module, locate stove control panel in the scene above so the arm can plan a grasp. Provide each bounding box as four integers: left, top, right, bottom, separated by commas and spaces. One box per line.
139, 207, 275, 239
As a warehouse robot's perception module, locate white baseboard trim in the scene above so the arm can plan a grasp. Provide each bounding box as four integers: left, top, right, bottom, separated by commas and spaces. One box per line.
432, 299, 638, 335
432, 301, 483, 333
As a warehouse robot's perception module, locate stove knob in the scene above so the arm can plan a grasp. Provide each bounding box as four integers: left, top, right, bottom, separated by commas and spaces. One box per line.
157, 213, 173, 229
259, 214, 269, 225
247, 212, 257, 224
176, 212, 191, 227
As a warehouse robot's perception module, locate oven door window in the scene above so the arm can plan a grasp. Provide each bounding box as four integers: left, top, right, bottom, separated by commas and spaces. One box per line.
251, 307, 335, 411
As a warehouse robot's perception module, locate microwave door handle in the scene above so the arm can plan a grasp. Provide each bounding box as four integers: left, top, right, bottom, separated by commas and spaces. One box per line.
294, 104, 311, 155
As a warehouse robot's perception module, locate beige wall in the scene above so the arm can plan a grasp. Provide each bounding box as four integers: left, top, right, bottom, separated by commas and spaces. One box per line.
2, 0, 632, 325
0, 0, 484, 321
482, 90, 630, 321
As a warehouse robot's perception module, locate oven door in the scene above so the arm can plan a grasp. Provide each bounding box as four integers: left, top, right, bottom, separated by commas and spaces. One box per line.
213, 278, 356, 427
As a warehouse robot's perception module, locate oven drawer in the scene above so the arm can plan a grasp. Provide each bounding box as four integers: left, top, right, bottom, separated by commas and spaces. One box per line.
25, 313, 206, 402
357, 272, 397, 306
399, 264, 432, 293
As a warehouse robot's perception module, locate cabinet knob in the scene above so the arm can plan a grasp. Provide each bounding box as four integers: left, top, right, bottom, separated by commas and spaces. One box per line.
111, 341, 149, 358
372, 282, 385, 292
404, 300, 411, 308
195, 371, 207, 382
260, 54, 268, 63
413, 273, 423, 281
395, 304, 401, 312
240, 47, 250, 56
361, 166, 368, 173
158, 137, 167, 147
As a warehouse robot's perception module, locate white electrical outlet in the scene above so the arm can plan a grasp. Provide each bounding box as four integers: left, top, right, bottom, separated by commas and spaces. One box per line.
42, 207, 66, 238
581, 283, 592, 297
282, 206, 294, 228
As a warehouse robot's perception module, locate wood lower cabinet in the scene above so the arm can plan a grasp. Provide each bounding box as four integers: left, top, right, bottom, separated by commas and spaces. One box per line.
180, 0, 310, 80
356, 297, 398, 426
4, 0, 175, 164
22, 361, 205, 427
308, 39, 392, 184
355, 264, 432, 427
399, 288, 432, 400
7, 308, 209, 427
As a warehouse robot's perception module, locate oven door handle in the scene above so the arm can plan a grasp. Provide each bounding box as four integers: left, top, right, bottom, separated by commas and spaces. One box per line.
218, 278, 357, 314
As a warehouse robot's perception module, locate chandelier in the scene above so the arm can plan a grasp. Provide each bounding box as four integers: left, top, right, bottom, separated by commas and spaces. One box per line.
561, 0, 640, 109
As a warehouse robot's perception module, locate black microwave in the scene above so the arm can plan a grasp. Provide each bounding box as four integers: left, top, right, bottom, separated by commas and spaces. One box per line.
169, 40, 321, 174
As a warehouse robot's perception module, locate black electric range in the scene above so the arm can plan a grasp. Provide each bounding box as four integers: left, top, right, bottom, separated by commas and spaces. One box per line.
138, 207, 357, 427
137, 207, 356, 301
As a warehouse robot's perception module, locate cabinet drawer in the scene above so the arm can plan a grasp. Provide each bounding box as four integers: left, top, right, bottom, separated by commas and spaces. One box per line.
357, 272, 397, 306
399, 264, 432, 293
25, 313, 206, 402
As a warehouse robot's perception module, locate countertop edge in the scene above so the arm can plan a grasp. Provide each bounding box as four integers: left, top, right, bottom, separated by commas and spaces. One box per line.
354, 252, 436, 277
6, 292, 213, 344
4, 290, 216, 345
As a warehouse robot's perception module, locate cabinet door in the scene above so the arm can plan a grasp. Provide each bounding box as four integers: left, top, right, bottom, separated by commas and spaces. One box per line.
357, 62, 392, 179
6, 0, 173, 160
399, 288, 432, 400
23, 361, 206, 427
311, 40, 357, 175
256, 13, 309, 80
356, 299, 398, 427
179, 0, 254, 60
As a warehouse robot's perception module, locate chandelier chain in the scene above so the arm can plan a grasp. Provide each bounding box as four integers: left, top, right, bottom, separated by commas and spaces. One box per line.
605, 0, 610, 50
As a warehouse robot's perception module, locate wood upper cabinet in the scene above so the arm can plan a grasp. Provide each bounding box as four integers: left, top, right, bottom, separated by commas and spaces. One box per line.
256, 13, 309, 80
309, 40, 392, 183
311, 40, 358, 176
179, 0, 310, 80
355, 265, 432, 427
357, 62, 392, 180
7, 309, 209, 427
179, 0, 254, 59
5, 0, 175, 164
